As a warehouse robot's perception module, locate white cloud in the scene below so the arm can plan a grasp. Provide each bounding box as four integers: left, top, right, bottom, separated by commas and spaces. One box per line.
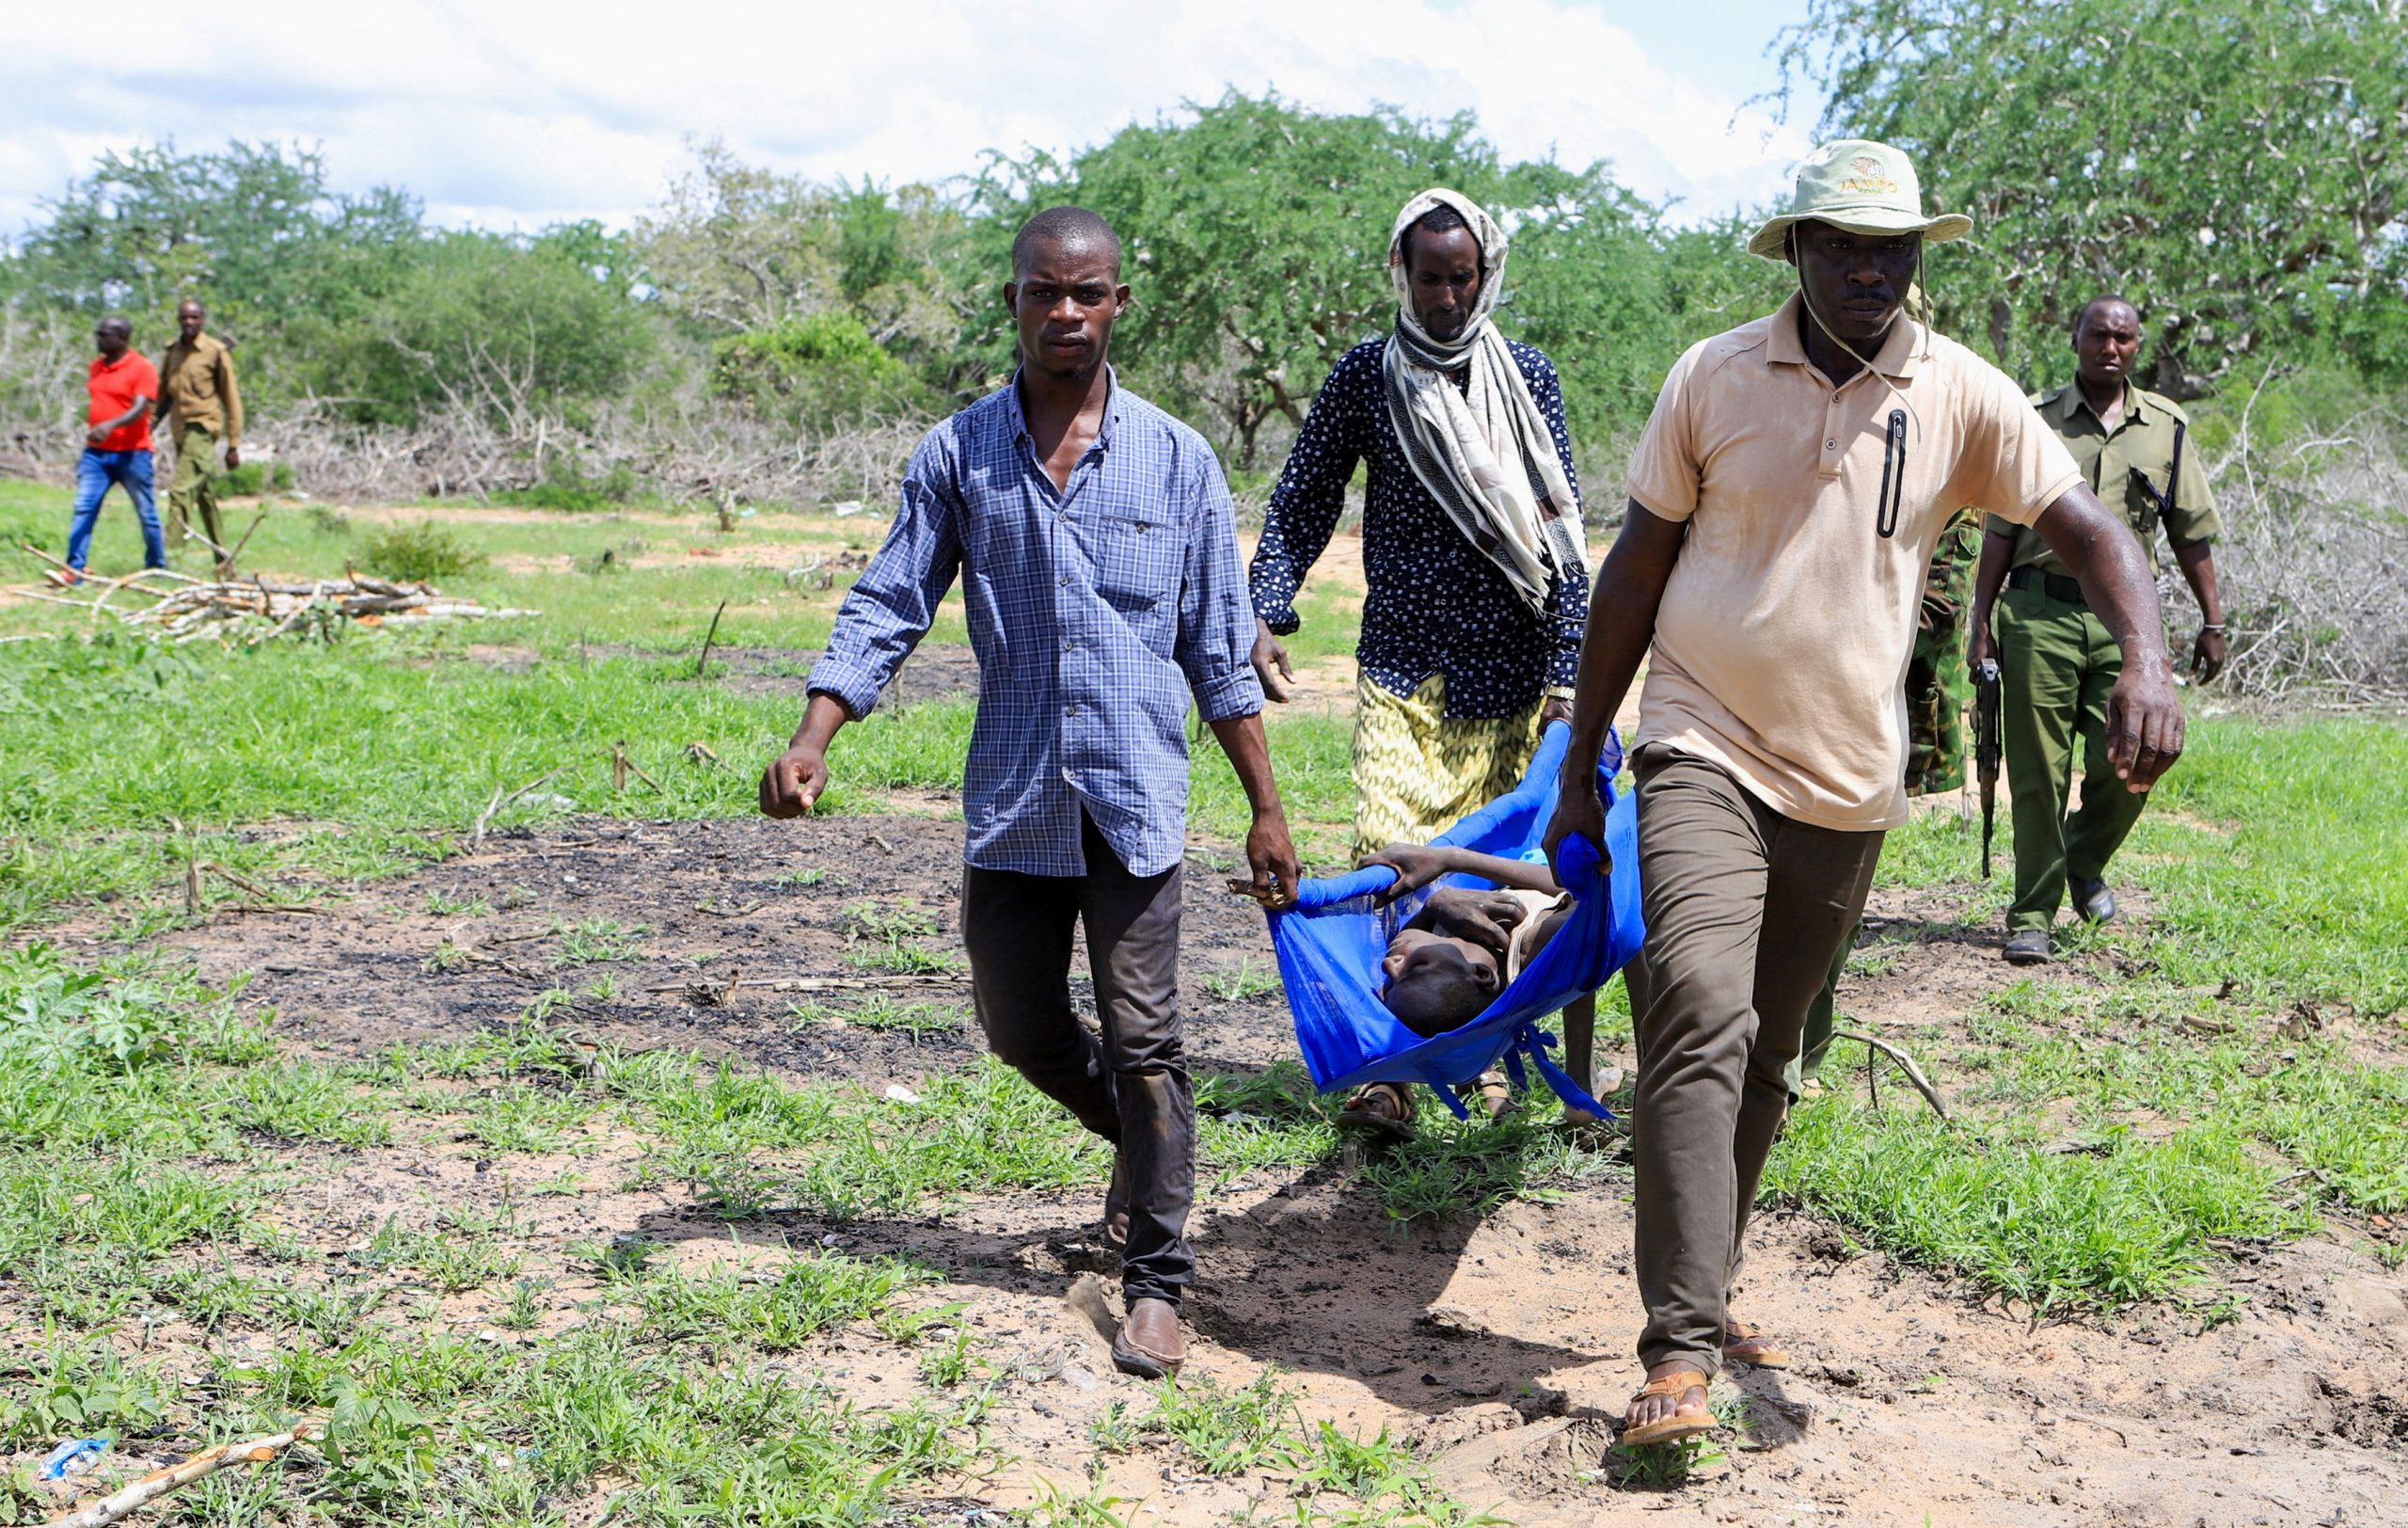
0, 0, 1814, 237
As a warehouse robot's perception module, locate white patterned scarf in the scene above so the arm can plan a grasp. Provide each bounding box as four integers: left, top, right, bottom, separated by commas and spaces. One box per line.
1381, 188, 1588, 613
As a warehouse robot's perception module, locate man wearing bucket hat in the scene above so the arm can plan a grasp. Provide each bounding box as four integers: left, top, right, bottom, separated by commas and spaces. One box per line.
1248, 188, 1595, 1137
1542, 139, 2185, 1448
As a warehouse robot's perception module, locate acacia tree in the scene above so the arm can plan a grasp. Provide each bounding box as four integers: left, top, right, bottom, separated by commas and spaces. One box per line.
634, 143, 978, 400
978, 91, 1688, 466
1774, 0, 2408, 393
6, 140, 424, 405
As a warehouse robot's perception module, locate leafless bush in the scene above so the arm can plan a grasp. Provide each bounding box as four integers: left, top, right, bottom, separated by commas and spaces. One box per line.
247, 393, 926, 513
0, 305, 87, 476
2200, 387, 2408, 704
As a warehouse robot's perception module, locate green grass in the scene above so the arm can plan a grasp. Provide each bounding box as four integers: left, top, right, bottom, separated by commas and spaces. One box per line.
9, 480, 2408, 1499
1767, 717, 2408, 1309
1, 481, 946, 650
0, 631, 1346, 931
0, 945, 1497, 1524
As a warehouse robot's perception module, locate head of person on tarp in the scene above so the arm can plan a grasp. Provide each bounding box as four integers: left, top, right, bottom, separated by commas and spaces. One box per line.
1356, 841, 1576, 1039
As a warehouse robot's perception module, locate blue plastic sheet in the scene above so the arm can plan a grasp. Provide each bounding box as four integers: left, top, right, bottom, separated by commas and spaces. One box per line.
1263, 721, 1645, 1118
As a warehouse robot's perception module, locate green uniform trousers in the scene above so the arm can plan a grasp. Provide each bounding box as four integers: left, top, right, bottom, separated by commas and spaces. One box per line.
1997, 581, 2148, 932
167, 422, 225, 555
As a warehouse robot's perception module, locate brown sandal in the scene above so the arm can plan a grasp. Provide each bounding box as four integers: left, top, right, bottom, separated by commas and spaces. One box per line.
1721, 1320, 1790, 1370
1619, 1367, 1714, 1448
1471, 1070, 1514, 1121
1337, 1082, 1416, 1139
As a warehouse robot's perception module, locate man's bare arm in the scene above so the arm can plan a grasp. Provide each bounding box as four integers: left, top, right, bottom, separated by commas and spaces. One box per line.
2030, 484, 2184, 789
1208, 712, 1301, 905
88, 392, 151, 445
1541, 501, 1686, 865
2173, 537, 2226, 680
759, 692, 851, 819
1966, 526, 2014, 669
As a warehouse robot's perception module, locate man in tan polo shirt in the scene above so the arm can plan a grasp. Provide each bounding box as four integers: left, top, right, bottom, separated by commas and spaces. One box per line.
1542, 140, 2185, 1447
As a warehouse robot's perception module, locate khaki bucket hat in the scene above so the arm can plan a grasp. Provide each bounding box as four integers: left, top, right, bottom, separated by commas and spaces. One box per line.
1747, 138, 1972, 261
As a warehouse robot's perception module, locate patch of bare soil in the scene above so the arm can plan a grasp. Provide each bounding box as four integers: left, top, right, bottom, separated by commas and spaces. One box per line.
87, 819, 2408, 1525
121, 811, 1292, 1083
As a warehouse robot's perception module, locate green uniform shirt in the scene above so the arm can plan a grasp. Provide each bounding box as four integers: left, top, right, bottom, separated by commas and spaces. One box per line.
1985, 381, 2217, 576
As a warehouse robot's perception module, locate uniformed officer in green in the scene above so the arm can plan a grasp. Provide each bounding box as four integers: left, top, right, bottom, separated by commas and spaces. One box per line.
1969, 294, 2226, 964
153, 299, 243, 563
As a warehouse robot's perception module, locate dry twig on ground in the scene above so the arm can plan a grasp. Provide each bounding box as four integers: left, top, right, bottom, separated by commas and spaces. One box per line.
40, 1422, 324, 1528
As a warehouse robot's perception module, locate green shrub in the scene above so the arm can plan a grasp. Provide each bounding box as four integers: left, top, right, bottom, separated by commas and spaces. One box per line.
361, 520, 485, 582
495, 458, 641, 513
220, 459, 296, 496
711, 310, 928, 427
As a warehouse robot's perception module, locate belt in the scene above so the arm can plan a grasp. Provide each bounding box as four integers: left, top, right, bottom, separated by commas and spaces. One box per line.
2006, 567, 2086, 606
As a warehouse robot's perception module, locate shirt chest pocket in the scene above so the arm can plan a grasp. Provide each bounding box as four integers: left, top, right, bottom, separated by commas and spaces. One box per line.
1091, 516, 1180, 613
2123, 465, 2169, 539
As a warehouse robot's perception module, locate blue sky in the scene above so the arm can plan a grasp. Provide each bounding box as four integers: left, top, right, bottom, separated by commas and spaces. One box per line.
0, 0, 1825, 238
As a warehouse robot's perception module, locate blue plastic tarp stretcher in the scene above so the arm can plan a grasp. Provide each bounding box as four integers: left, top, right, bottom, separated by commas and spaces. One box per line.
1261, 721, 1646, 1120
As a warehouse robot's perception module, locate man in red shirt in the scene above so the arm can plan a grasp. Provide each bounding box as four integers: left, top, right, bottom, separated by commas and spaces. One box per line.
61, 315, 166, 581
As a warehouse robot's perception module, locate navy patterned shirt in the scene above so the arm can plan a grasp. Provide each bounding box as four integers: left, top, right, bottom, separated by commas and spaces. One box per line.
809, 372, 1263, 878
1249, 338, 1589, 720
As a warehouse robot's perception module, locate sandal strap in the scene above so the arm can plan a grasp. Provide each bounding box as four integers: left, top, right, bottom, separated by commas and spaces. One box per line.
1633, 1369, 1709, 1401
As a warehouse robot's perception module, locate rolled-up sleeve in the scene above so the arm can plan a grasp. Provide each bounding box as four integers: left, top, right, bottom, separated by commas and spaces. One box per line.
2165, 421, 2220, 545
1177, 442, 1266, 724
806, 430, 963, 718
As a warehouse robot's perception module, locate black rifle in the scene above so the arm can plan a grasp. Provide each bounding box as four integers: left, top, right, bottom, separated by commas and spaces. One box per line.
1974, 658, 2003, 878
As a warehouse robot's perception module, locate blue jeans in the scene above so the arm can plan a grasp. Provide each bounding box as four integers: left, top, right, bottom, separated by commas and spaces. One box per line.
68, 448, 165, 571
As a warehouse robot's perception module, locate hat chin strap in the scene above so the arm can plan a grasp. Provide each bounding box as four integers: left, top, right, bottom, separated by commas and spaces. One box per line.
1794, 242, 1929, 438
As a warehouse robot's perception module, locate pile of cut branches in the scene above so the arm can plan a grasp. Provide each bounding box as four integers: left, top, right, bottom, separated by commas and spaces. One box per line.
19, 547, 536, 645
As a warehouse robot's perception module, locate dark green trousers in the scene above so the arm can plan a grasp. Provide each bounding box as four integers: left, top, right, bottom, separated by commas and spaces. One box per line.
1785, 931, 1850, 1098
1996, 582, 2148, 932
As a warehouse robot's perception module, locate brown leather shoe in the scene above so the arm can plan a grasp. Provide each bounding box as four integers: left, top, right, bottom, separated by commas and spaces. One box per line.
1112, 1297, 1185, 1379
1103, 1156, 1131, 1249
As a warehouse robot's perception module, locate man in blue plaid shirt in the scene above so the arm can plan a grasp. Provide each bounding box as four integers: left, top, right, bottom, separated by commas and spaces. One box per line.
761, 208, 1299, 1379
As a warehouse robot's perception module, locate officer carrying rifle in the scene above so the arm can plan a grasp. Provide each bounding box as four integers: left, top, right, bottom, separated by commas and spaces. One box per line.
1969, 294, 2228, 965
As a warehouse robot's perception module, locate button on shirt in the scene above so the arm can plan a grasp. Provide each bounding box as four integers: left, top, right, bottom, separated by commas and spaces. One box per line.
1625, 292, 2083, 831
1249, 338, 1589, 720
1988, 382, 2219, 575
807, 373, 1264, 878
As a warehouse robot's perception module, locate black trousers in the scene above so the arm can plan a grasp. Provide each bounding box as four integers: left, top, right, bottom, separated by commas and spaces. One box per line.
960, 816, 1194, 1307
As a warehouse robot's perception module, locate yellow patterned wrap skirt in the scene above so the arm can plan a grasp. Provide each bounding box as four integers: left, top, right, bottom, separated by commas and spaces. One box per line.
1351, 672, 1545, 861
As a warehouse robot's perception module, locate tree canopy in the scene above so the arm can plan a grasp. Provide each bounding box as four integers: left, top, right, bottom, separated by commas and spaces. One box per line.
3, 49, 2400, 468
1773, 0, 2408, 393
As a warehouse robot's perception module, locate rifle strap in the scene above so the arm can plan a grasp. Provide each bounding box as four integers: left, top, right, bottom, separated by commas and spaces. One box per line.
2164, 420, 2185, 523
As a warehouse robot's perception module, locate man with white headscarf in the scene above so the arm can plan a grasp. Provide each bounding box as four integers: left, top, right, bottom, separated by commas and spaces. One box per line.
1248, 188, 1594, 1136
